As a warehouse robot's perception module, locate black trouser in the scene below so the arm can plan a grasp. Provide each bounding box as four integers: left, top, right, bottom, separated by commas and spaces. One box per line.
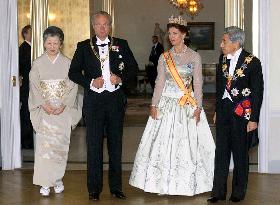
212, 99, 249, 199
20, 93, 33, 149
84, 89, 126, 194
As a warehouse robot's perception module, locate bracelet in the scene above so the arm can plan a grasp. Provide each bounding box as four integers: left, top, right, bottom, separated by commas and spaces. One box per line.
150, 104, 156, 107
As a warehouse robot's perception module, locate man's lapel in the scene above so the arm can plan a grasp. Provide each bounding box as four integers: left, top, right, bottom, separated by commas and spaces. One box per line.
109, 36, 118, 72
231, 49, 246, 88
90, 36, 102, 71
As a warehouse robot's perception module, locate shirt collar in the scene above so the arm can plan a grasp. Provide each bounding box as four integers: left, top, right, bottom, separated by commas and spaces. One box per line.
46, 52, 60, 64
96, 36, 110, 45
227, 48, 242, 60
25, 40, 31, 46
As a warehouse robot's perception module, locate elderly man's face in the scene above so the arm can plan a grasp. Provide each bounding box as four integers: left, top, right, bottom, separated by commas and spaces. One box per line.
93, 15, 111, 40
220, 34, 239, 55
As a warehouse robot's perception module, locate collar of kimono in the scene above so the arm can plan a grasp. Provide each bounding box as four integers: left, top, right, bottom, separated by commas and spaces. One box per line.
163, 51, 197, 107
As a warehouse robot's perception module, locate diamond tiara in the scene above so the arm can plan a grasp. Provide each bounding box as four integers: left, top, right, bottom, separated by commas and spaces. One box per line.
168, 15, 188, 26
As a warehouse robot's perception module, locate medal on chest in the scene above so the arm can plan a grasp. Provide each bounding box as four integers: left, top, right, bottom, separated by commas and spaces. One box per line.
90, 40, 113, 70
221, 54, 254, 89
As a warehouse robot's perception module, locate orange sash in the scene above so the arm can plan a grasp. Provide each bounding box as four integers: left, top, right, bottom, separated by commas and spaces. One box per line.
163, 51, 197, 107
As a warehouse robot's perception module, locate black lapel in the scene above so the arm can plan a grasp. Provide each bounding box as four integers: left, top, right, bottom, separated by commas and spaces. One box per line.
90, 36, 101, 72
109, 36, 117, 73
230, 50, 246, 88
221, 55, 231, 87
109, 36, 113, 70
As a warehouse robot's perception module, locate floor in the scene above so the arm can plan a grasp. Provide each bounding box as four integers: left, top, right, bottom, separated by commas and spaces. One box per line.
1, 170, 280, 205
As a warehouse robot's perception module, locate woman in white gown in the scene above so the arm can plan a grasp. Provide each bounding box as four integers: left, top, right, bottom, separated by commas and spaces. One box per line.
129, 16, 215, 196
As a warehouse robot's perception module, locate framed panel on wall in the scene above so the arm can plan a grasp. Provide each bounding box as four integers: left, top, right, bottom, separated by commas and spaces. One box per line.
187, 22, 215, 50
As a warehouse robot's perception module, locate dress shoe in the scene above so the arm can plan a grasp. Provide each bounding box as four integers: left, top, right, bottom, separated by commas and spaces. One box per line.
89, 192, 100, 201
111, 190, 126, 199
229, 196, 242, 202
207, 196, 225, 203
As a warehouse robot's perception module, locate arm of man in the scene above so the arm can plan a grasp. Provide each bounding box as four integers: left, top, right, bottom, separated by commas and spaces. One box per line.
121, 40, 138, 88
249, 58, 264, 122
215, 55, 224, 121
248, 58, 264, 131
68, 42, 92, 89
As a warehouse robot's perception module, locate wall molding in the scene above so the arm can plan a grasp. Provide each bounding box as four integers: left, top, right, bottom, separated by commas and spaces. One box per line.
258, 0, 270, 173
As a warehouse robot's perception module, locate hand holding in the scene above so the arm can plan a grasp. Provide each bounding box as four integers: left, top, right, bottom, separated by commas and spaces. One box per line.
150, 106, 157, 120
110, 73, 121, 85
92, 77, 104, 88
41, 103, 55, 115
193, 108, 201, 124
53, 104, 66, 115
247, 121, 258, 132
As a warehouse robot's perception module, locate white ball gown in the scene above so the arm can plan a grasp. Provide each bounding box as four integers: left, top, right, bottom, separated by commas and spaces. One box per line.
129, 46, 215, 196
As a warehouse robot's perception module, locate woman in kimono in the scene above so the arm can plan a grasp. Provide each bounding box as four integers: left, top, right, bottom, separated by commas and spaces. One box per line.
129, 16, 215, 196
29, 26, 81, 196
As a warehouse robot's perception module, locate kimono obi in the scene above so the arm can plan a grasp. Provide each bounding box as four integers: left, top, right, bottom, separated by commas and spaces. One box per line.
40, 79, 67, 108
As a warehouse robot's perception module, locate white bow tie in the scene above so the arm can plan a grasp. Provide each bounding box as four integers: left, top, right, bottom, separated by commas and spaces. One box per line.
227, 54, 235, 60
96, 38, 110, 46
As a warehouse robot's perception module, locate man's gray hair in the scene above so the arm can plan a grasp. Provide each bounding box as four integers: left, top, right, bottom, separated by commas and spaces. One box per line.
224, 26, 245, 47
91, 11, 112, 25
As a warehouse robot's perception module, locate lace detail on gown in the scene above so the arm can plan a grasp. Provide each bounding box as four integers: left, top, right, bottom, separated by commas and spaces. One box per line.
151, 46, 203, 108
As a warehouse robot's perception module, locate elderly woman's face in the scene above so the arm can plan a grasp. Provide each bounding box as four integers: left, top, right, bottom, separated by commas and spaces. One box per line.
168, 27, 185, 47
44, 36, 61, 56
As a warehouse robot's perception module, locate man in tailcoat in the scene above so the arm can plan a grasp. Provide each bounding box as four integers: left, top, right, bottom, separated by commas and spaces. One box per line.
19, 25, 33, 149
208, 26, 264, 203
146, 35, 164, 90
69, 11, 138, 201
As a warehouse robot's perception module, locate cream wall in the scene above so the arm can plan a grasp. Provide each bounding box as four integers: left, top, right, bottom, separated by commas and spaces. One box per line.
112, 0, 225, 70
244, 0, 252, 52
267, 0, 280, 173
17, 0, 90, 58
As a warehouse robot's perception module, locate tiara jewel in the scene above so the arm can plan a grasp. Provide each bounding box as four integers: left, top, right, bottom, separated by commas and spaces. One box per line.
168, 15, 188, 26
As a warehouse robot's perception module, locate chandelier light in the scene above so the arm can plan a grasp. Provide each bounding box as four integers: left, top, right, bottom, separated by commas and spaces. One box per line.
169, 0, 203, 19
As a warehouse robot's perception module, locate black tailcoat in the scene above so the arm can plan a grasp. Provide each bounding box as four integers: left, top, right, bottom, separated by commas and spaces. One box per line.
212, 50, 264, 199
69, 36, 138, 193
19, 41, 33, 148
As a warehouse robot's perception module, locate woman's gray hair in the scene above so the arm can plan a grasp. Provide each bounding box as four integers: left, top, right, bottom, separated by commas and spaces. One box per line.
224, 26, 245, 47
91, 11, 112, 25
43, 26, 64, 44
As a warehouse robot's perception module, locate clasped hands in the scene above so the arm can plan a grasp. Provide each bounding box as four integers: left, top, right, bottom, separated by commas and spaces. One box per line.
92, 73, 121, 89
150, 106, 201, 124
41, 103, 65, 115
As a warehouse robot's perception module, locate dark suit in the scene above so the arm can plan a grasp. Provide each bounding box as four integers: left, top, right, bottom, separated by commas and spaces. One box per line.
19, 41, 33, 149
69, 36, 138, 194
146, 42, 164, 89
212, 50, 263, 199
